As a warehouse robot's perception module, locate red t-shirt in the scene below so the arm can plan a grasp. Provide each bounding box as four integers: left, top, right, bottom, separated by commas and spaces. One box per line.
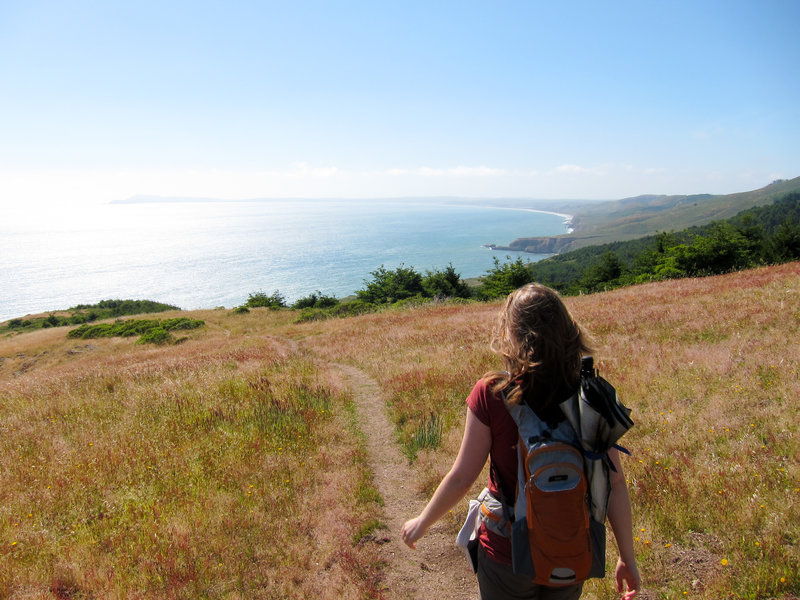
466, 378, 518, 564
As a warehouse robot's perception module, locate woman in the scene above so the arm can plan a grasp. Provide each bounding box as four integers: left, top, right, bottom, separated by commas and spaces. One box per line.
401, 283, 640, 600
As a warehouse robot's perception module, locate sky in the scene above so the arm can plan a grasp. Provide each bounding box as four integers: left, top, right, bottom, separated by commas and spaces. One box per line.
1, 0, 798, 208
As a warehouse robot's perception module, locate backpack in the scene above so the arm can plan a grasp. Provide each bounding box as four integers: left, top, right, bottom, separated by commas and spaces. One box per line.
500, 356, 633, 586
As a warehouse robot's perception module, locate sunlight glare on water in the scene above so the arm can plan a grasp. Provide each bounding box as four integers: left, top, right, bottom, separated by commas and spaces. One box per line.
0, 198, 569, 320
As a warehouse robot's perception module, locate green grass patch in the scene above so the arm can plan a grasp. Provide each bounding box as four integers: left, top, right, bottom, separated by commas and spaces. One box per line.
67, 317, 204, 344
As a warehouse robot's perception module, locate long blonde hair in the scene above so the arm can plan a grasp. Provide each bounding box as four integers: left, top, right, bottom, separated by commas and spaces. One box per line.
484, 283, 591, 409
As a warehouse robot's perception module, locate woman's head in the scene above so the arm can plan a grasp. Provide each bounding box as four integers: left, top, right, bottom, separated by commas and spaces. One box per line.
488, 283, 590, 406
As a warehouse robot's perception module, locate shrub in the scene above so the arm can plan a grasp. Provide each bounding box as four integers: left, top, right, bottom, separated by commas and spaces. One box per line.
356, 264, 424, 304
421, 263, 472, 299
245, 290, 286, 309
291, 291, 338, 309
161, 318, 204, 331
136, 327, 173, 345
67, 318, 204, 343
477, 256, 533, 300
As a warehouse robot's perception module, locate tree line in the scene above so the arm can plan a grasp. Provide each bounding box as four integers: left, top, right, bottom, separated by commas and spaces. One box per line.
528, 191, 800, 295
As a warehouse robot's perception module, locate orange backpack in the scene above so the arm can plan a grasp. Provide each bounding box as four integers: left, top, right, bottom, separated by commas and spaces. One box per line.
505, 409, 596, 586
503, 357, 633, 586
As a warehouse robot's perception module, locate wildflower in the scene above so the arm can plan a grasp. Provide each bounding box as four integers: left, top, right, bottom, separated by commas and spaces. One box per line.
781, 577, 787, 583
664, 543, 672, 548
721, 558, 729, 566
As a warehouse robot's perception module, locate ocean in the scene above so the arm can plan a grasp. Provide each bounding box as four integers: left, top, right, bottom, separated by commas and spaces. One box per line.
0, 198, 570, 322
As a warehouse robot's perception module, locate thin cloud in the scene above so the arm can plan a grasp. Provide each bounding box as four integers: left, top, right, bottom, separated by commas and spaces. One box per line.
387, 166, 510, 177
285, 162, 342, 178
554, 164, 606, 176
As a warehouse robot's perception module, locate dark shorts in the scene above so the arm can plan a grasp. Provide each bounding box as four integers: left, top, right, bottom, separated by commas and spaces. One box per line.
477, 545, 584, 600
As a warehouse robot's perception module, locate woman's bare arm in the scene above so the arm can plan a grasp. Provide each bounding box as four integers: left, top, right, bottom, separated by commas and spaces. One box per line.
401, 408, 491, 548
607, 448, 641, 599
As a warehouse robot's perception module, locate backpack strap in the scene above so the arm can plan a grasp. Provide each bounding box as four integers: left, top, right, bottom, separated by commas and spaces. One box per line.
489, 455, 516, 525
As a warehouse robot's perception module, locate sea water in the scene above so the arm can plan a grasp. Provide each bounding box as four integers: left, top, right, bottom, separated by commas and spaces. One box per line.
0, 198, 569, 321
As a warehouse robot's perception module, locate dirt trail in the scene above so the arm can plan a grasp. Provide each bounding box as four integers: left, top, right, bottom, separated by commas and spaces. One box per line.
334, 363, 479, 600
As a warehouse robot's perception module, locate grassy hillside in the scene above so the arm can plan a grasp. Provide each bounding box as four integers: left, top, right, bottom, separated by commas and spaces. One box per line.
0, 310, 386, 599
2, 263, 798, 598
291, 263, 800, 599
509, 176, 800, 252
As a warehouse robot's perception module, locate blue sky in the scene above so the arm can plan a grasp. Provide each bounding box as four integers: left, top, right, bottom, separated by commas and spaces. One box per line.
1, 0, 798, 207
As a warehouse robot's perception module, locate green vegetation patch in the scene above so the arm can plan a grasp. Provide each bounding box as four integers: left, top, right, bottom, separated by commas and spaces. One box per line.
522, 191, 800, 295
2, 299, 181, 334
67, 317, 204, 345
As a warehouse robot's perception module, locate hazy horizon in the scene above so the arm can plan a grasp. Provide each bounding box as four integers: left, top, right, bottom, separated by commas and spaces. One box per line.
1, 1, 798, 210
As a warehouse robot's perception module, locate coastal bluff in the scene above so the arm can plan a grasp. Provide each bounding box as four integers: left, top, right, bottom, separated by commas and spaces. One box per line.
487, 234, 592, 254
496, 177, 800, 255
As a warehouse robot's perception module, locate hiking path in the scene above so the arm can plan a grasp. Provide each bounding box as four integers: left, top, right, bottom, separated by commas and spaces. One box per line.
334, 362, 479, 600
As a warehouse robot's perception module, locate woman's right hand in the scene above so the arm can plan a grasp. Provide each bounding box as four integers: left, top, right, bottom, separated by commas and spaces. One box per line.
400, 516, 427, 549
615, 557, 641, 599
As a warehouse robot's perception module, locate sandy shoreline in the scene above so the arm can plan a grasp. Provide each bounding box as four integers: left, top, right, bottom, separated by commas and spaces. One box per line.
481, 205, 574, 234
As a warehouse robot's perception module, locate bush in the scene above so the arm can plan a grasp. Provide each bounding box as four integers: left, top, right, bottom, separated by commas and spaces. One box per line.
291, 291, 338, 309
233, 306, 250, 314
421, 264, 472, 299
570, 251, 625, 294
161, 318, 204, 331
356, 264, 424, 304
477, 256, 533, 300
42, 314, 67, 328
136, 327, 173, 345
67, 318, 204, 343
245, 290, 286, 309
69, 299, 181, 318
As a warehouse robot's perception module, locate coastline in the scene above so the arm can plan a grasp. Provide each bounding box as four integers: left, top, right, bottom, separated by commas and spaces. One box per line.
509, 207, 574, 234
458, 202, 574, 234
476, 205, 575, 253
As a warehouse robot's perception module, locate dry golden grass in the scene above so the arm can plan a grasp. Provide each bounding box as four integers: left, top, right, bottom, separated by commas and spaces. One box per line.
1, 309, 383, 599
2, 262, 798, 599
291, 262, 800, 599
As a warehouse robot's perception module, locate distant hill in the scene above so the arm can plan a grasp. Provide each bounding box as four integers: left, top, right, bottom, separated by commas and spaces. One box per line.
502, 176, 800, 253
